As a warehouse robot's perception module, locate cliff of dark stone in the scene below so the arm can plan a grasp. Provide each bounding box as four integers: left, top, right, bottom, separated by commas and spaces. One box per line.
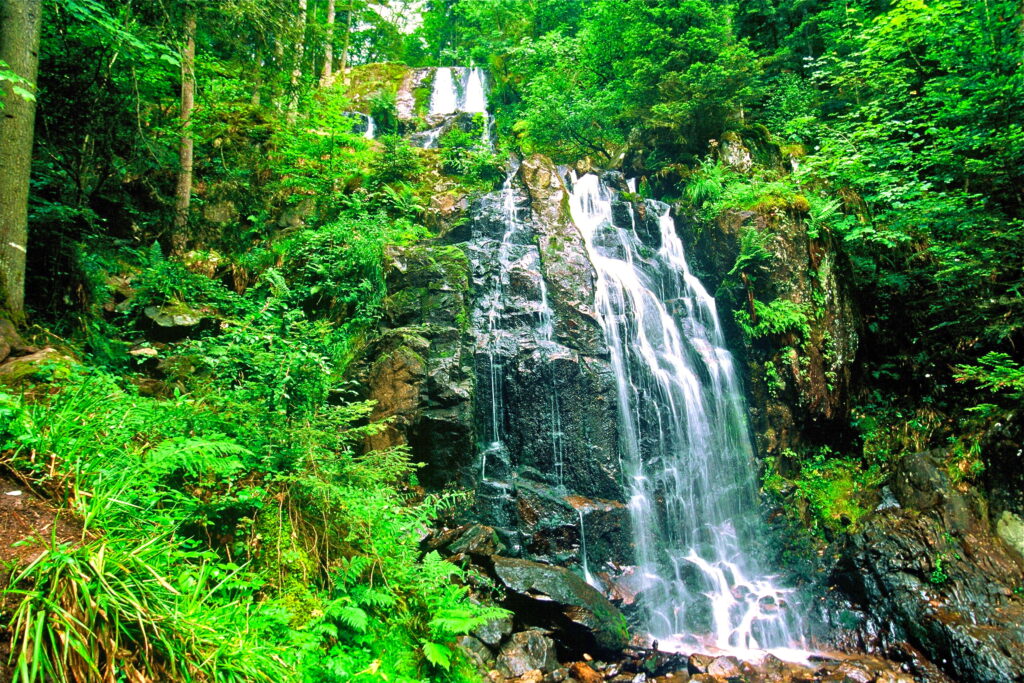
677, 138, 860, 460
359, 243, 476, 489
359, 155, 632, 580
464, 156, 627, 569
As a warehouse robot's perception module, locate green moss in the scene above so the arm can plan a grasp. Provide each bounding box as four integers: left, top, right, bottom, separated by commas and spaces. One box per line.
763, 447, 882, 538
780, 144, 807, 158
343, 62, 412, 111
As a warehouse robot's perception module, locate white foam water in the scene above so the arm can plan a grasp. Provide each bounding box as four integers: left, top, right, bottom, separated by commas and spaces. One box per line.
567, 172, 805, 655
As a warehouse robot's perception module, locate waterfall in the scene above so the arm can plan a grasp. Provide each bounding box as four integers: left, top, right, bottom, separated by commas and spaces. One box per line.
567, 172, 803, 655
463, 67, 489, 114
430, 67, 459, 115
364, 115, 375, 140
429, 66, 488, 115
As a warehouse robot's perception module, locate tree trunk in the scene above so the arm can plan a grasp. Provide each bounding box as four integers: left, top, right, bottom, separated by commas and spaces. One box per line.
319, 0, 335, 88
0, 0, 42, 320
339, 1, 353, 85
287, 0, 308, 124
172, 9, 196, 255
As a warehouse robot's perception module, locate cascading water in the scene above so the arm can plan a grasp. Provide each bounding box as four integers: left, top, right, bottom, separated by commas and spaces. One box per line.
414, 67, 491, 149
476, 165, 563, 486
567, 172, 804, 656
463, 67, 489, 114
428, 66, 489, 116
429, 66, 459, 115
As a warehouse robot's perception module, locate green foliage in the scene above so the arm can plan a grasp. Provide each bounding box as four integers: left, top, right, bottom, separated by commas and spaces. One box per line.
955, 352, 1024, 404
6, 537, 288, 683
764, 447, 883, 538
438, 119, 503, 186
128, 243, 248, 316
0, 354, 502, 682
281, 212, 428, 329
929, 554, 950, 585
735, 299, 811, 340
370, 134, 423, 185
728, 226, 774, 282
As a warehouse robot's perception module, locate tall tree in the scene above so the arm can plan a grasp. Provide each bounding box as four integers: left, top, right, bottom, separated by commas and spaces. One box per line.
287, 0, 308, 123
0, 0, 42, 319
320, 0, 336, 86
172, 7, 197, 254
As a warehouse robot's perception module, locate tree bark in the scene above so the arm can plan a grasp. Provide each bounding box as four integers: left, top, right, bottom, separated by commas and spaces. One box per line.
319, 0, 335, 88
287, 0, 308, 124
339, 0, 354, 85
172, 9, 196, 255
0, 0, 42, 320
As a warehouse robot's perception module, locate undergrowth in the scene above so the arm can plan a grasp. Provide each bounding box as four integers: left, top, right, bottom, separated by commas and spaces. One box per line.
0, 360, 501, 682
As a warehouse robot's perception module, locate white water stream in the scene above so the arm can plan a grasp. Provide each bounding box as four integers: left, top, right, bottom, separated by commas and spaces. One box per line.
567, 172, 805, 657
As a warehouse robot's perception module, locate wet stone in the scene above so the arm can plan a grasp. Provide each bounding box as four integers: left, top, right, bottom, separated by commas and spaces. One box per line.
706, 657, 742, 680
496, 631, 559, 678
458, 635, 495, 669
688, 654, 714, 674
567, 661, 602, 683
474, 614, 515, 648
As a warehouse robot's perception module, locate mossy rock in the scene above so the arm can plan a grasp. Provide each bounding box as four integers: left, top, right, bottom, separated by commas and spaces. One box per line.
0, 348, 76, 387
343, 62, 413, 110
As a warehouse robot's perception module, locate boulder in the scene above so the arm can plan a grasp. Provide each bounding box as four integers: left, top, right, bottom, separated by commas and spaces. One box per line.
473, 613, 514, 648
567, 661, 602, 683
496, 631, 559, 678
688, 653, 714, 674
457, 634, 495, 671
0, 348, 74, 385
996, 510, 1024, 561
833, 452, 1024, 683
491, 555, 629, 655
142, 303, 212, 341
706, 657, 742, 680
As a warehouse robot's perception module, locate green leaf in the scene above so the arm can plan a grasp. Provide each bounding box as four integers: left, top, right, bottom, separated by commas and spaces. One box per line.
421, 641, 452, 670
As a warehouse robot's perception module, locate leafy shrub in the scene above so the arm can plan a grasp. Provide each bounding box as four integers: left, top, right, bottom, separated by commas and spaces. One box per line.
370, 134, 423, 185
281, 212, 428, 329
764, 447, 882, 538
438, 120, 503, 186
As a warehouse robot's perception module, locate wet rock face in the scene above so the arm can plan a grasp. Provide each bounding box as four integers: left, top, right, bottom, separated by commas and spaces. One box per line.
833, 452, 1024, 683
362, 244, 475, 488
680, 205, 860, 457
462, 159, 628, 572
520, 155, 605, 355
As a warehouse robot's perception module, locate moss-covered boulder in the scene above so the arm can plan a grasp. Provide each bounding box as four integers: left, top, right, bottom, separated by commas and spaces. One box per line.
490, 555, 630, 655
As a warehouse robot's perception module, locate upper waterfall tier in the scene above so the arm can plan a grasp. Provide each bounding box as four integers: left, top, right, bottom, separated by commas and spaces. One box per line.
429, 67, 489, 116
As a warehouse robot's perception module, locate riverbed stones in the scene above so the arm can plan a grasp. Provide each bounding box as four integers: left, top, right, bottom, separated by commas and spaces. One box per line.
496, 631, 559, 678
